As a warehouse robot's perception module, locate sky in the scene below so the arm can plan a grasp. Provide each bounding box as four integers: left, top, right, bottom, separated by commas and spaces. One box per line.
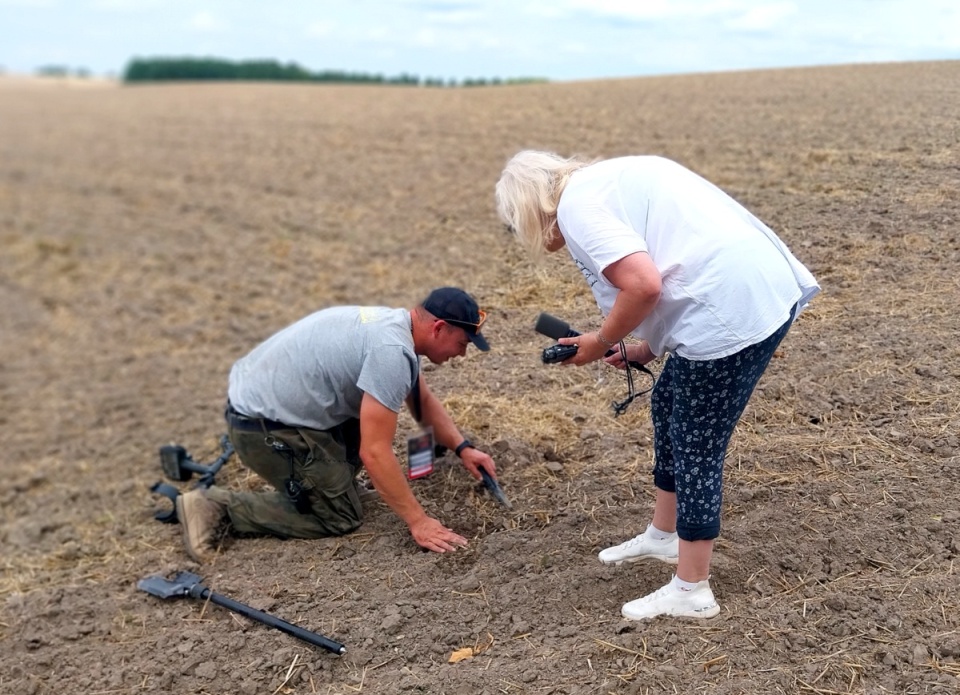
1, 0, 958, 82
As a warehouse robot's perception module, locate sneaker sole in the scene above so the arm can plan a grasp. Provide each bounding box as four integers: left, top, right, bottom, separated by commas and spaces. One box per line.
600, 554, 679, 567
621, 603, 720, 621
175, 495, 206, 564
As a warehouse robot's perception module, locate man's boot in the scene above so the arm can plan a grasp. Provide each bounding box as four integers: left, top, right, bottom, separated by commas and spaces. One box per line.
176, 488, 227, 563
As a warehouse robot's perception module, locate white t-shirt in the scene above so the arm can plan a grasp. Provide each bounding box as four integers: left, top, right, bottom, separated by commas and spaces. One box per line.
228, 306, 418, 430
557, 156, 820, 360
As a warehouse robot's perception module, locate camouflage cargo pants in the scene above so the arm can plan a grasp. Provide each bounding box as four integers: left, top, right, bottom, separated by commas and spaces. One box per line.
206, 417, 364, 538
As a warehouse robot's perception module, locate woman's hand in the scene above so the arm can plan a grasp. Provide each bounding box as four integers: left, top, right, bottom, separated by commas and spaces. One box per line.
558, 332, 610, 366
603, 341, 656, 369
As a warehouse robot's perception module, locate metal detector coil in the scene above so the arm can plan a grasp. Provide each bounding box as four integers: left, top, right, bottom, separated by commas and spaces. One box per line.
151, 435, 235, 523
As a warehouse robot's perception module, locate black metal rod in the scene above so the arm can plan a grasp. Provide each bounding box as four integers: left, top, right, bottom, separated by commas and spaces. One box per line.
201, 588, 346, 655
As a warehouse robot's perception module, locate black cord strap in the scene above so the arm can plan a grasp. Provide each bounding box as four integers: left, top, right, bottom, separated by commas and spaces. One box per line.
411, 358, 422, 422
611, 341, 655, 417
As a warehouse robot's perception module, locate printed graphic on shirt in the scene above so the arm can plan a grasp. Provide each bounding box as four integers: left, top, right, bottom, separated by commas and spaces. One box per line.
575, 259, 599, 288
358, 307, 383, 324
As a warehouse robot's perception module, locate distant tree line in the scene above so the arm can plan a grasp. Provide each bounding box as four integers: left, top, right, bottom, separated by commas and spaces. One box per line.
36, 65, 93, 78
122, 57, 546, 87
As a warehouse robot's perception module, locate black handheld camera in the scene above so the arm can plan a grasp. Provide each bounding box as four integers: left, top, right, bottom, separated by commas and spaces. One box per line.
534, 311, 656, 417
536, 313, 582, 364
542, 343, 578, 364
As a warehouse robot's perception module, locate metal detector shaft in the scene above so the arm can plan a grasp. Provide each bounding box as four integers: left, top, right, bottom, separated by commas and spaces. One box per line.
197, 586, 346, 655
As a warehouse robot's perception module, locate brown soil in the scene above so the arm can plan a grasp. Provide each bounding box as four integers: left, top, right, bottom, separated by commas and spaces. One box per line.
1, 62, 958, 695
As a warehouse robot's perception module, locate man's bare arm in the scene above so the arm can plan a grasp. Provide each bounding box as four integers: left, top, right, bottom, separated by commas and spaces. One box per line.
411, 376, 498, 481
359, 392, 467, 552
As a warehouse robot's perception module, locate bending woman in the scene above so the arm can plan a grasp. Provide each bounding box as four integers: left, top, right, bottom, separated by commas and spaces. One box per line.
496, 150, 819, 621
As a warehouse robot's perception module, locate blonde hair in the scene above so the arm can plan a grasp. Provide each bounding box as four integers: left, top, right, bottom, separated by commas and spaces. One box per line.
495, 150, 589, 258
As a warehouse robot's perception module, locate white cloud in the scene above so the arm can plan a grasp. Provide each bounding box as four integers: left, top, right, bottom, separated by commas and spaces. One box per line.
726, 2, 797, 31
565, 0, 744, 22
187, 11, 226, 33
305, 20, 336, 38
560, 41, 589, 55
478, 35, 503, 49
88, 0, 164, 9
425, 8, 482, 24
365, 26, 391, 42
402, 0, 478, 8
521, 2, 569, 19
0, 0, 55, 6
413, 27, 438, 47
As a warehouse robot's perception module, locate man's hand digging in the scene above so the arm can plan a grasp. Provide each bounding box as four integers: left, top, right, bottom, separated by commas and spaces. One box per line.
410, 517, 468, 553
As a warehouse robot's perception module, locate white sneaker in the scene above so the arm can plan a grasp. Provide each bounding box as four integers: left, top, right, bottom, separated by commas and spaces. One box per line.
621, 579, 720, 621
598, 527, 679, 566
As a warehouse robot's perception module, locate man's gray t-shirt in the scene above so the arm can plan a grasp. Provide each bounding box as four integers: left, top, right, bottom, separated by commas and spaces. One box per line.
227, 306, 418, 430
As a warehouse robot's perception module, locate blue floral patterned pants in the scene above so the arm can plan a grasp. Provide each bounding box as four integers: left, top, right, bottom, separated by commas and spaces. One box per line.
650, 307, 796, 542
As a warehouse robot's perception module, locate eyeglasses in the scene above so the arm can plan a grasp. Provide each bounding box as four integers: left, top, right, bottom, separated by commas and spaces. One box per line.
444, 309, 487, 331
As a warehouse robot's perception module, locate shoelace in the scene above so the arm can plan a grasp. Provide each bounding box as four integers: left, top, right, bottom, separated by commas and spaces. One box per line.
621, 532, 675, 549
619, 533, 648, 548
636, 584, 676, 605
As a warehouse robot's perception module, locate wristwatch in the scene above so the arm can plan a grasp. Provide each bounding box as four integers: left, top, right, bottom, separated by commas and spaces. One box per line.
455, 439, 475, 458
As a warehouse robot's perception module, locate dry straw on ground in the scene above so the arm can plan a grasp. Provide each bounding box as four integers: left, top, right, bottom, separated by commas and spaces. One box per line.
1, 62, 958, 694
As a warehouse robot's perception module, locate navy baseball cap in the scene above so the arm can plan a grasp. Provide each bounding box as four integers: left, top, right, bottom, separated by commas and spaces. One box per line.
422, 287, 490, 351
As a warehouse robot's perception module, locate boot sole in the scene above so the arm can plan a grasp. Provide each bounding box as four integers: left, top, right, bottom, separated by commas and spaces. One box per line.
175, 495, 207, 564
621, 603, 720, 621
600, 554, 679, 566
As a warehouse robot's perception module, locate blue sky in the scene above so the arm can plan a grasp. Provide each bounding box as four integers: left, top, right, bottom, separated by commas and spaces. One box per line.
1, 0, 958, 81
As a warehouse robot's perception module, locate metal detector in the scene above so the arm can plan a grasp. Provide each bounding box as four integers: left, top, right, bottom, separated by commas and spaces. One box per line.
151, 435, 234, 524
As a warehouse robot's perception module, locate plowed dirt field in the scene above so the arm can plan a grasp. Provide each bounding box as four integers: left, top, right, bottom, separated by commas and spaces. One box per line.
1, 61, 959, 694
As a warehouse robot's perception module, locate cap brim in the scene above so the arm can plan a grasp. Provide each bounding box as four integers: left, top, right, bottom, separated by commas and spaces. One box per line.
468, 332, 490, 352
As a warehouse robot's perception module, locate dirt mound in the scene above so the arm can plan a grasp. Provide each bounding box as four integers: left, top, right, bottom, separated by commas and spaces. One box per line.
1, 61, 958, 694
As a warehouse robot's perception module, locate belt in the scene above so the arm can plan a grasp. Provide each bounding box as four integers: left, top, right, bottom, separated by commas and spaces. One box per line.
225, 403, 292, 433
